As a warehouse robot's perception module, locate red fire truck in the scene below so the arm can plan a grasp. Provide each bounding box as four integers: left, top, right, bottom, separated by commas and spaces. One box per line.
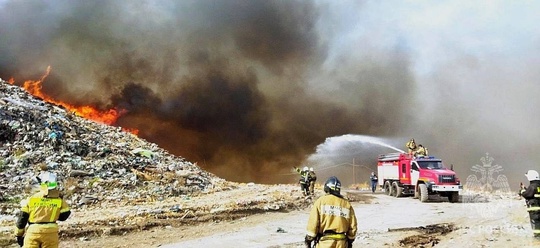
377, 152, 462, 202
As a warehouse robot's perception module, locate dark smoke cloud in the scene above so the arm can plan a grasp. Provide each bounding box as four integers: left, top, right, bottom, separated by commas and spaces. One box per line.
4, 1, 534, 188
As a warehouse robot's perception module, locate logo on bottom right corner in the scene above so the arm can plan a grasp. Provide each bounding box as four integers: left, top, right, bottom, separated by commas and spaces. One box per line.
461, 153, 514, 218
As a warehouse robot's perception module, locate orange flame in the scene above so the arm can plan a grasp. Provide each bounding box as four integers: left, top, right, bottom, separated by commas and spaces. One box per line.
14, 66, 138, 134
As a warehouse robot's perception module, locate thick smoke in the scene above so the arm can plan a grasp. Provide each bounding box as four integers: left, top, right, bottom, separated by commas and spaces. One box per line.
1, 1, 537, 187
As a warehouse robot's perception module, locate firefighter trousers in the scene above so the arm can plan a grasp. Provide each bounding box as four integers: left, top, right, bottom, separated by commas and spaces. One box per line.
301, 183, 309, 196
309, 181, 316, 195
23, 224, 59, 248
315, 239, 348, 248
529, 210, 540, 238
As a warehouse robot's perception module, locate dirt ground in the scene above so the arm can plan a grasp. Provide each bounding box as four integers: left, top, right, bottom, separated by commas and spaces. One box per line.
154, 191, 540, 248
2, 187, 539, 248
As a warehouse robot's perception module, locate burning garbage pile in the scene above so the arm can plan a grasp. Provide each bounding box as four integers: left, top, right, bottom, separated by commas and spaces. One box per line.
0, 78, 227, 213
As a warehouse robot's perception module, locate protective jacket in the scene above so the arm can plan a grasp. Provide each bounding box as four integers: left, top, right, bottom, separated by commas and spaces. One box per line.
522, 180, 540, 237
309, 171, 317, 183
415, 147, 428, 156
15, 188, 71, 248
406, 140, 416, 152
307, 194, 358, 248
295, 168, 310, 185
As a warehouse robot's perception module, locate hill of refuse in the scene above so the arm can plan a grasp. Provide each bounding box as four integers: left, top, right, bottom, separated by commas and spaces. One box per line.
0, 78, 226, 213
0, 79, 312, 247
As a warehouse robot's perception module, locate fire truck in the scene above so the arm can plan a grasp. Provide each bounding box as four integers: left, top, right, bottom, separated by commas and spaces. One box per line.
377, 153, 462, 202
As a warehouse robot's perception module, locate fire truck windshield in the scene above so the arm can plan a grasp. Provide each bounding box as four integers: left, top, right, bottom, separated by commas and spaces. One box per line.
417, 161, 444, 170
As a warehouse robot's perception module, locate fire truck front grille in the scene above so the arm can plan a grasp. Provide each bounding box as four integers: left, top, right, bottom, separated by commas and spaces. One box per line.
439, 175, 456, 183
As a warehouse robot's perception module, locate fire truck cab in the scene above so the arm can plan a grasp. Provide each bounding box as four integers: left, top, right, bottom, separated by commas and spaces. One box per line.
377, 153, 462, 202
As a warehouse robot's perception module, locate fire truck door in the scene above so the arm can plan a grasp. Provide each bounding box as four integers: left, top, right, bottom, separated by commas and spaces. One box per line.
411, 161, 420, 186
400, 162, 411, 184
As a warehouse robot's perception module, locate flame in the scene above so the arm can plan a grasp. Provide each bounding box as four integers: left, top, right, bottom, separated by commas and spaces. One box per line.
13, 66, 138, 134
123, 128, 140, 136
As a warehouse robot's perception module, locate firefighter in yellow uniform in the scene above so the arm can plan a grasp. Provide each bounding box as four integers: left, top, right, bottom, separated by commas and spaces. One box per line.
406, 138, 416, 154
14, 172, 71, 248
522, 170, 540, 239
414, 144, 428, 157
305, 176, 358, 248
294, 166, 311, 196
308, 167, 317, 196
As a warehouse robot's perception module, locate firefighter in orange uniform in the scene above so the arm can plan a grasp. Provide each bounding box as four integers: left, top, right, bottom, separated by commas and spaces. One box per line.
14, 172, 71, 248
305, 176, 357, 248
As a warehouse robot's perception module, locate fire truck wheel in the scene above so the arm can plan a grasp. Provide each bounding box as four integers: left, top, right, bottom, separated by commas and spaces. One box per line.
392, 182, 402, 197
448, 192, 459, 203
384, 181, 393, 196
413, 189, 419, 199
419, 183, 428, 202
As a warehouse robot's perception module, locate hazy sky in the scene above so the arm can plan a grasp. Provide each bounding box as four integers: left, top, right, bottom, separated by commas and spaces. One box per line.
1, 0, 539, 187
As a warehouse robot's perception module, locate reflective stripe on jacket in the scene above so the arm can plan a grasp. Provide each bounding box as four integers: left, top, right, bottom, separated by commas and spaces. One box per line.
21, 191, 70, 223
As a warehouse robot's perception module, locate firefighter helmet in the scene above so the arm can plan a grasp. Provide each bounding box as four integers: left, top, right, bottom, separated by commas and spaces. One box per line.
303, 166, 309, 171
39, 171, 58, 189
324, 176, 341, 195
309, 167, 314, 172
526, 170, 539, 181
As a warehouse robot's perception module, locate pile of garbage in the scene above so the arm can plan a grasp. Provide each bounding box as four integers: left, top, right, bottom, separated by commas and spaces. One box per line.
0, 79, 227, 215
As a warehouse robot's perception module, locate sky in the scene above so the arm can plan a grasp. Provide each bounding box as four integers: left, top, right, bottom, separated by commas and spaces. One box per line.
1, 0, 539, 187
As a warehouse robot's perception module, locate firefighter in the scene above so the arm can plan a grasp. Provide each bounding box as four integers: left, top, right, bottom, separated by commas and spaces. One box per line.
305, 176, 358, 248
14, 171, 71, 248
522, 170, 540, 239
414, 144, 428, 157
406, 138, 417, 154
370, 172, 378, 193
294, 166, 311, 196
308, 167, 317, 196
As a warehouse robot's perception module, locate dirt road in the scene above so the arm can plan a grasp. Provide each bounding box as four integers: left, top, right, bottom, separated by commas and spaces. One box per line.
60, 191, 539, 248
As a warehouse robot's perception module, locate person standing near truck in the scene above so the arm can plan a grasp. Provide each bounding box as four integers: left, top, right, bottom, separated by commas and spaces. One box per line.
370, 172, 378, 193
522, 170, 540, 239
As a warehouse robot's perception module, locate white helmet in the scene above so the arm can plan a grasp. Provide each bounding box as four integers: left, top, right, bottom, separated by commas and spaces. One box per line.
525, 170, 539, 181
309, 167, 314, 172
302, 166, 309, 171
39, 171, 58, 189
